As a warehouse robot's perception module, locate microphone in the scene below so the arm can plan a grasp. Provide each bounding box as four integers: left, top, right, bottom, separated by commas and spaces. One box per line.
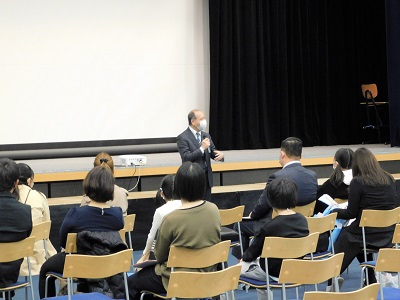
203, 135, 212, 154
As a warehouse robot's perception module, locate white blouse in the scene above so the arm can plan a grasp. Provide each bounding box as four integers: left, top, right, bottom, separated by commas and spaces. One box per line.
143, 200, 182, 255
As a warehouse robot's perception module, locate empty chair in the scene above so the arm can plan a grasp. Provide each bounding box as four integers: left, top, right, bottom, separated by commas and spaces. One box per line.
303, 282, 380, 300
375, 248, 400, 300
0, 237, 35, 300
219, 205, 245, 257
361, 83, 388, 143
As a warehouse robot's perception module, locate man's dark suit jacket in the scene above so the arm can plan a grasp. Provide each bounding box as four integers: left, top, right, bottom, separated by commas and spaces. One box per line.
251, 162, 318, 220
176, 127, 217, 188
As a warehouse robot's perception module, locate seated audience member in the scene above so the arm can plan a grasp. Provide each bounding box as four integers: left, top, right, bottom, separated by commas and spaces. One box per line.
240, 177, 309, 280
142, 174, 181, 259
128, 162, 221, 300
327, 147, 397, 290
38, 166, 125, 299
0, 158, 32, 300
233, 137, 317, 259
17, 163, 57, 276
81, 152, 128, 216
314, 148, 354, 214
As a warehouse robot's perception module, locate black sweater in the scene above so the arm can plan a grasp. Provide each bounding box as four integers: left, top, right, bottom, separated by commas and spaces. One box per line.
242, 213, 309, 278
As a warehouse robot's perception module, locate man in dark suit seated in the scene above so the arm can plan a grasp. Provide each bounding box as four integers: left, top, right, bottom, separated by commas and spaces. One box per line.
233, 137, 318, 259
176, 109, 224, 201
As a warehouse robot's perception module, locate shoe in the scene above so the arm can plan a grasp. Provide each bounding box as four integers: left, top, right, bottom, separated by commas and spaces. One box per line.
256, 288, 273, 300
338, 277, 344, 290
326, 277, 344, 292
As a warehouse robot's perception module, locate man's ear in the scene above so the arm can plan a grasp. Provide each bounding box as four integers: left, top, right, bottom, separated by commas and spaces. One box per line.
280, 150, 286, 160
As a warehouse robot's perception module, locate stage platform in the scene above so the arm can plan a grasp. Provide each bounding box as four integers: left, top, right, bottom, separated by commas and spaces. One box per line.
18, 143, 400, 198
24, 143, 400, 251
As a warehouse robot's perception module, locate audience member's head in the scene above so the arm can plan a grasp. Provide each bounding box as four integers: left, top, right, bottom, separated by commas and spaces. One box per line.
352, 147, 394, 187
267, 177, 298, 210
83, 165, 115, 203
333, 148, 354, 170
93, 152, 114, 174
0, 158, 20, 193
279, 137, 302, 166
18, 163, 34, 188
330, 148, 354, 187
155, 174, 175, 208
174, 162, 205, 202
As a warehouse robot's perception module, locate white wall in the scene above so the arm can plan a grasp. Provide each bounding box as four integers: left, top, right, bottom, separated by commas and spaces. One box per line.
0, 0, 209, 145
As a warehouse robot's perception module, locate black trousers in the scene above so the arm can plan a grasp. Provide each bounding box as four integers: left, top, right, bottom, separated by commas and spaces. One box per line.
127, 266, 166, 300
328, 229, 376, 286
38, 252, 66, 298
232, 220, 256, 259
203, 171, 212, 201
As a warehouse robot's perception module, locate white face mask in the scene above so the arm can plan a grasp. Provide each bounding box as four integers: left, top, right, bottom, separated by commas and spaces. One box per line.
197, 119, 207, 131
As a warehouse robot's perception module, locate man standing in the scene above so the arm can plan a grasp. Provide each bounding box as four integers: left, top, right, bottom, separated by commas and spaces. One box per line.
177, 109, 224, 200
233, 137, 317, 258
0, 158, 32, 298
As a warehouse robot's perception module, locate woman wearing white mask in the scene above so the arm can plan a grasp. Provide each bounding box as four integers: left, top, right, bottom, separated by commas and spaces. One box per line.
314, 148, 354, 213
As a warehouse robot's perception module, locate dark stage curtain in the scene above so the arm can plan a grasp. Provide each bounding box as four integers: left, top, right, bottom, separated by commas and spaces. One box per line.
386, 0, 400, 146
209, 0, 387, 150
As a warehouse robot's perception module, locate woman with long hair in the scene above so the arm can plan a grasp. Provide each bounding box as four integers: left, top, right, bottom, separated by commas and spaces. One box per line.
327, 147, 397, 289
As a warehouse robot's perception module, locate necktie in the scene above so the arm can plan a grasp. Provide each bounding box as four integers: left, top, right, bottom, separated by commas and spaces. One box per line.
196, 132, 201, 144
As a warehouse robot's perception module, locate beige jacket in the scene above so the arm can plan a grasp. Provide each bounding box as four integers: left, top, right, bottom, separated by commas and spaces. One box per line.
18, 184, 57, 276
